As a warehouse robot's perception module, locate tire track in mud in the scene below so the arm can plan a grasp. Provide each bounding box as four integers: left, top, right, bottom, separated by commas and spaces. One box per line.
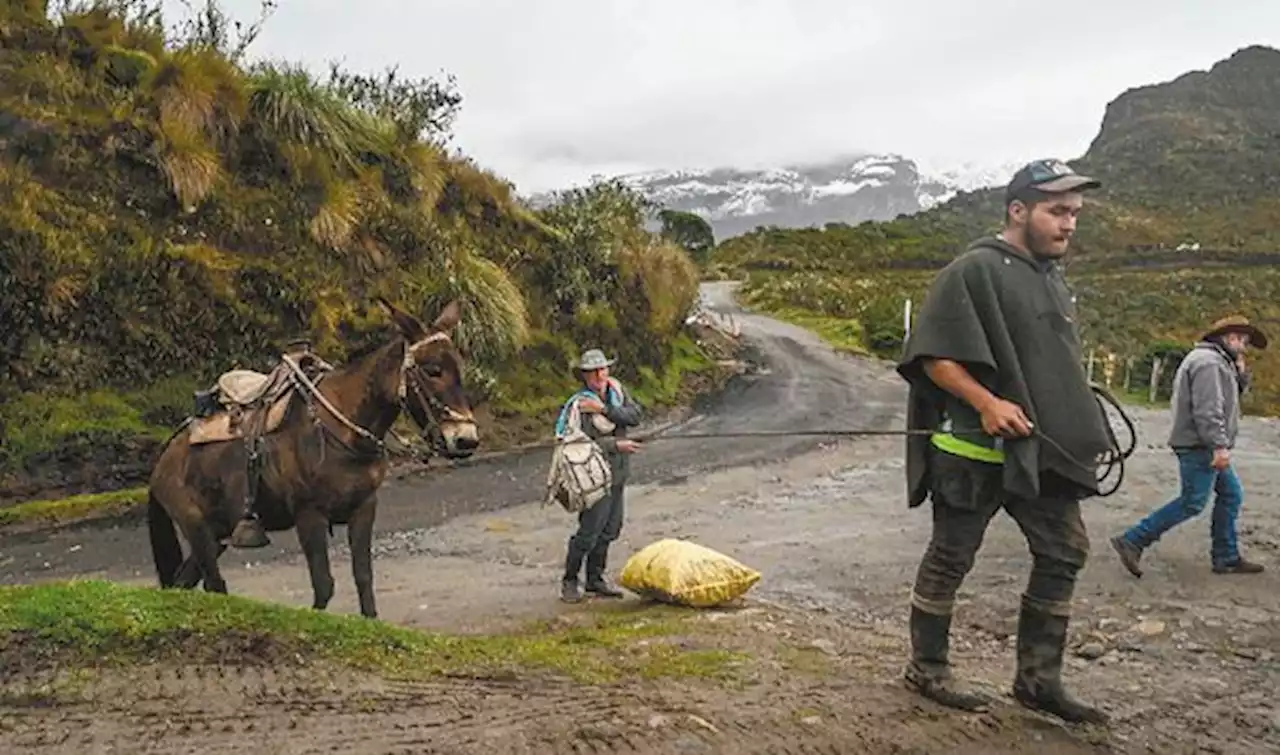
3, 663, 1107, 755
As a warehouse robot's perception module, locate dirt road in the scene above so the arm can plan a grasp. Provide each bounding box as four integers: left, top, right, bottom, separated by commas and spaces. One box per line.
0, 281, 899, 586
4, 282, 1280, 753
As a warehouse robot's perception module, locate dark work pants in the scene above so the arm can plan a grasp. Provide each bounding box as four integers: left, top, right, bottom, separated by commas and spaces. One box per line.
564, 483, 626, 583
911, 452, 1090, 619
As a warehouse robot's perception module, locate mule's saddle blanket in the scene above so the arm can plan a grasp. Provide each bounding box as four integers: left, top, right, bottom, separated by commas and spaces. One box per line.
188, 367, 296, 446
218, 369, 277, 406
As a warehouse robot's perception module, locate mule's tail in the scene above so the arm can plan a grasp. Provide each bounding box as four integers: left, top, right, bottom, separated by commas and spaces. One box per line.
148, 491, 184, 588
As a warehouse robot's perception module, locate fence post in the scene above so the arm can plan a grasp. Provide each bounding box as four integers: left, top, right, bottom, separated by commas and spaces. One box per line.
1148, 356, 1164, 403
1124, 357, 1134, 393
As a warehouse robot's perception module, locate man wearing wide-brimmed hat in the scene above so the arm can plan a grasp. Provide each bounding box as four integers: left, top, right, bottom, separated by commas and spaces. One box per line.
1112, 316, 1268, 578
553, 348, 643, 603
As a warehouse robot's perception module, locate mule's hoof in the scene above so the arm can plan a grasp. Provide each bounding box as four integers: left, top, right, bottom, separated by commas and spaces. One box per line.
230, 519, 270, 548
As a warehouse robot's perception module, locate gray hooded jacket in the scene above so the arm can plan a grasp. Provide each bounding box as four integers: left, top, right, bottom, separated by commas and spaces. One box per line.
1167, 341, 1247, 450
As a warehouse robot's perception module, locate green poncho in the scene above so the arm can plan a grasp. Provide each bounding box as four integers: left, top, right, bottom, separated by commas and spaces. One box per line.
897, 237, 1113, 506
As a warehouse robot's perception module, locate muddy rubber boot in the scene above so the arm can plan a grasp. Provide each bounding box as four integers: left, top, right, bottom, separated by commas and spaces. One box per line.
584, 545, 624, 598
1012, 603, 1109, 725
1109, 535, 1144, 578
230, 516, 270, 549
561, 541, 588, 602
903, 606, 992, 712
586, 560, 624, 601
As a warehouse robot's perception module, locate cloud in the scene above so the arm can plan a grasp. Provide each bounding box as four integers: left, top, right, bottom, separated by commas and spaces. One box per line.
215, 0, 1280, 193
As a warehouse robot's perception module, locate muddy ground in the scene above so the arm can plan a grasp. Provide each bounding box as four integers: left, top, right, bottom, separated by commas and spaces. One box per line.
3, 283, 1279, 754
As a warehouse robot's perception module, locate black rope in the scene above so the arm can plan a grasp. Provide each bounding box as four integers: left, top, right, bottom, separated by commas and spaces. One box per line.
457, 384, 1140, 497
635, 383, 1136, 496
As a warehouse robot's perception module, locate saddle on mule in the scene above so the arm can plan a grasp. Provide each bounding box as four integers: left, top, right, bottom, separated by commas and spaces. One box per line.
188, 343, 331, 446
185, 341, 336, 549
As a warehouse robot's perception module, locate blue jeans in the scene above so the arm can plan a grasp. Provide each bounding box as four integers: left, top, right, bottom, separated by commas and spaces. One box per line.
1121, 449, 1243, 567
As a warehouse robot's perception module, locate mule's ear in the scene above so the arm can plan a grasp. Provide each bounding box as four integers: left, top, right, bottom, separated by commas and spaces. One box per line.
376, 297, 428, 342
432, 299, 463, 333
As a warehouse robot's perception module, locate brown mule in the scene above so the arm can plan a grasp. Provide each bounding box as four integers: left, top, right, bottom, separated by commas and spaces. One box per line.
146, 298, 480, 618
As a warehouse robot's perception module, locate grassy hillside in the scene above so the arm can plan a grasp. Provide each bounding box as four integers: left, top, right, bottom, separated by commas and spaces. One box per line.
0, 1, 715, 503
716, 45, 1280, 416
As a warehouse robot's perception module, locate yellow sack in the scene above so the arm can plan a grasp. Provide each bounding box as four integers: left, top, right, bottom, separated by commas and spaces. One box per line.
619, 538, 762, 608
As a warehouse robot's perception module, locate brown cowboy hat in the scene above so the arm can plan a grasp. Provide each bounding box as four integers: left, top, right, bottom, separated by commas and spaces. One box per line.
1202, 315, 1268, 350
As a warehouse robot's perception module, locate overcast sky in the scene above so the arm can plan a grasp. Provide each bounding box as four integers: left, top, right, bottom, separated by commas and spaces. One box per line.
211, 0, 1280, 194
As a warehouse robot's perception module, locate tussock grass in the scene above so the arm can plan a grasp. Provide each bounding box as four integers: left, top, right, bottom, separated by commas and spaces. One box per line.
0, 3, 711, 512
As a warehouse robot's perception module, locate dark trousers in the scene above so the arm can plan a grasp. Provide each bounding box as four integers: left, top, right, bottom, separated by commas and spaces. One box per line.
564, 483, 625, 584
912, 452, 1090, 619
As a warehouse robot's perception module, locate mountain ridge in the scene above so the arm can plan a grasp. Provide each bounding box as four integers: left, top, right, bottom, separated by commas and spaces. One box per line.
714, 43, 1280, 418
529, 154, 1020, 240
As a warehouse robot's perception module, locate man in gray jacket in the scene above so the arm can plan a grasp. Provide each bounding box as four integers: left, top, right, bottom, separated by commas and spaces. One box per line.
1111, 316, 1268, 576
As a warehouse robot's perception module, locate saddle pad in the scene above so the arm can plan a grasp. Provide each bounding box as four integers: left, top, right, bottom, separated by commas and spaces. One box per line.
217, 369, 273, 406
188, 391, 294, 446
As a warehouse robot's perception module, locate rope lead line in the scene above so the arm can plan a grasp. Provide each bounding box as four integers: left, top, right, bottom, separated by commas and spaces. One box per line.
543, 384, 1139, 498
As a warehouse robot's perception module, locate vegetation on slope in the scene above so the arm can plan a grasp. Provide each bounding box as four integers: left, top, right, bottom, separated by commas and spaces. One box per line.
0, 580, 743, 684
716, 44, 1280, 415
0, 1, 716, 504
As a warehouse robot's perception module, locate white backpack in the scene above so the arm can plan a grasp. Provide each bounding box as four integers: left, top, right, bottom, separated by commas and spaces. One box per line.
545, 399, 613, 513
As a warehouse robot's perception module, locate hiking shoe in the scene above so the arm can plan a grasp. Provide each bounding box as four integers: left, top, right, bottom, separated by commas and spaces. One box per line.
1213, 558, 1264, 574
585, 580, 624, 599
1110, 535, 1144, 578
230, 517, 270, 548
560, 579, 583, 603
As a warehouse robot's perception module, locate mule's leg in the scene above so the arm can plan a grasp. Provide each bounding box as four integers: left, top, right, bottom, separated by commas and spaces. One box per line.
187, 521, 228, 594
347, 495, 379, 619
175, 557, 201, 589
295, 508, 336, 610
174, 543, 227, 589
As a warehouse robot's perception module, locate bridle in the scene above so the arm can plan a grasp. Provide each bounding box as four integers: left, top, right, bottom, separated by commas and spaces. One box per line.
279, 331, 472, 461
397, 331, 474, 458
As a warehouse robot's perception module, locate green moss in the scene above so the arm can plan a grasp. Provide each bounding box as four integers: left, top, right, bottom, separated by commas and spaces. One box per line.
0, 487, 147, 529
777, 645, 837, 677
629, 333, 715, 407
0, 581, 745, 683
100, 44, 156, 88
0, 390, 164, 470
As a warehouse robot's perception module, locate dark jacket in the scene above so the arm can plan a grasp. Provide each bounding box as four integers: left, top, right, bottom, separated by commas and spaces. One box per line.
897, 237, 1113, 505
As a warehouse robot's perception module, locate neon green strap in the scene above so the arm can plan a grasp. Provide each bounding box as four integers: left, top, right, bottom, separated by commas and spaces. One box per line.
932, 432, 1004, 464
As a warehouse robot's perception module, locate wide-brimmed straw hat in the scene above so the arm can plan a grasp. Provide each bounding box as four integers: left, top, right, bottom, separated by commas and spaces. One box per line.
576, 348, 616, 371
1202, 315, 1268, 350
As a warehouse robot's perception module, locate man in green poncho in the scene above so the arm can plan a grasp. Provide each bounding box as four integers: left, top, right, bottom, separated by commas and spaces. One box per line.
896, 159, 1115, 725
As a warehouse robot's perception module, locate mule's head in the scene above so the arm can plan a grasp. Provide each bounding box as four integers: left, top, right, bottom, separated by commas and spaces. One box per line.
377, 297, 480, 460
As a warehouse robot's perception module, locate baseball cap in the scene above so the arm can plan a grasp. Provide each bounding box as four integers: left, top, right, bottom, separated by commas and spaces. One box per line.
1004, 159, 1101, 205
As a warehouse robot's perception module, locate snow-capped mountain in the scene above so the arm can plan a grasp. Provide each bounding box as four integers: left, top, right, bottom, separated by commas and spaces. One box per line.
616, 155, 1017, 239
